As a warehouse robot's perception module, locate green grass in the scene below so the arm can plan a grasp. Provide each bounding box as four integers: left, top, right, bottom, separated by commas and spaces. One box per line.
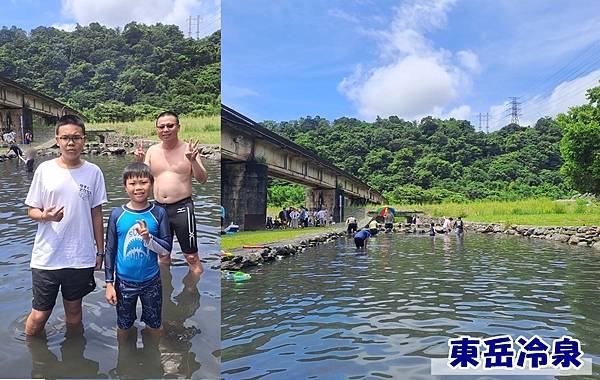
393, 198, 600, 226
221, 226, 340, 251
87, 115, 220, 144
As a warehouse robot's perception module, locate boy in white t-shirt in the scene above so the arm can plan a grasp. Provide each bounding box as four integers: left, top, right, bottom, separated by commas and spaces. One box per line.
24, 115, 107, 336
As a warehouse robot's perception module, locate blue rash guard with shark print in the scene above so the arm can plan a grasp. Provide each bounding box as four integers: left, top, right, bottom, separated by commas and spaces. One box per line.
105, 204, 172, 283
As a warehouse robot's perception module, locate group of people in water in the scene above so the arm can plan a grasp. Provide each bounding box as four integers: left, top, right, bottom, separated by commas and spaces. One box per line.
346, 213, 466, 249
22, 112, 207, 347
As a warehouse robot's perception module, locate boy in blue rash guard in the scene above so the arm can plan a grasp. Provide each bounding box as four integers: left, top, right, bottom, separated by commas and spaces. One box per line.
105, 163, 172, 337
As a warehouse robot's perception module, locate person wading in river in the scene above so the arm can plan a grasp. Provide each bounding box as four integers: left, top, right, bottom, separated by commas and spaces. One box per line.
24, 115, 107, 336
135, 111, 207, 274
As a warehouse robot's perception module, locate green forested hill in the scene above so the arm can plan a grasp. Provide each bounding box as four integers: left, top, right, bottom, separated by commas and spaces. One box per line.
0, 23, 220, 121
262, 115, 571, 204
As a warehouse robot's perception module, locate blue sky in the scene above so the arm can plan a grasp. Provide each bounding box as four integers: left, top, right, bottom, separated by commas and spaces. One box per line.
222, 0, 600, 130
1, 0, 220, 38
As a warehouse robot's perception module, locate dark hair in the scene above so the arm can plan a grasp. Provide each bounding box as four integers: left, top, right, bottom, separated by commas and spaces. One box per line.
123, 162, 154, 185
156, 111, 179, 125
56, 114, 85, 135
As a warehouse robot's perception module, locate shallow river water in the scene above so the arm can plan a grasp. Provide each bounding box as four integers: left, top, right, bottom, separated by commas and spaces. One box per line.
0, 155, 221, 379
222, 231, 600, 379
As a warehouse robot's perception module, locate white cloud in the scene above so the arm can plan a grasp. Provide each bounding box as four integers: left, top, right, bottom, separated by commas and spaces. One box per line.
60, 0, 220, 37
52, 23, 77, 32
339, 56, 458, 119
328, 9, 360, 24
338, 0, 479, 121
486, 69, 600, 130
456, 50, 481, 74
222, 84, 259, 99
443, 104, 471, 120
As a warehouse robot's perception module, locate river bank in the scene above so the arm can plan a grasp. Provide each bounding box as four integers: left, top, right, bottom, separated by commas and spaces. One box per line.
0, 131, 221, 162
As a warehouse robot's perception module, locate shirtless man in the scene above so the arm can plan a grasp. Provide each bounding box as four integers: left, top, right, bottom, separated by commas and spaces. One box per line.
135, 111, 207, 273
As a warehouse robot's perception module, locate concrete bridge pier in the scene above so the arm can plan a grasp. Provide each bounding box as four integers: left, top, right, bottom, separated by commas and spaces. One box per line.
221, 161, 268, 231
305, 188, 345, 223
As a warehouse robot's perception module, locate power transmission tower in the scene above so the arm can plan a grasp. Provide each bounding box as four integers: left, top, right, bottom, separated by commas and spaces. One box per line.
485, 112, 489, 133
187, 15, 201, 39
507, 97, 522, 125
478, 112, 490, 133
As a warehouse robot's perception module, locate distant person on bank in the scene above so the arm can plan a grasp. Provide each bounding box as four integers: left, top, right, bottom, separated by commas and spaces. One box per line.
278, 208, 287, 229
134, 111, 207, 274
289, 208, 300, 228
24, 115, 107, 336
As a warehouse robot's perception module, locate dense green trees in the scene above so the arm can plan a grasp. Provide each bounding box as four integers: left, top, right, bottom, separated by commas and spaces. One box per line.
263, 112, 573, 204
558, 86, 600, 194
0, 23, 220, 121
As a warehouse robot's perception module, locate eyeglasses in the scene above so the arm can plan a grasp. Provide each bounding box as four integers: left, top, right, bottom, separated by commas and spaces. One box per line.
58, 135, 84, 142
156, 123, 178, 130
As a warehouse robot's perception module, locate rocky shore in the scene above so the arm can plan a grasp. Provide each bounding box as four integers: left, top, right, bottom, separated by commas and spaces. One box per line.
221, 231, 346, 271
465, 222, 600, 249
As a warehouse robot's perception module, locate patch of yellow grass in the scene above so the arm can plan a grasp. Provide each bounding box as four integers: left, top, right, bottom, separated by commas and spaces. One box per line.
87, 116, 220, 144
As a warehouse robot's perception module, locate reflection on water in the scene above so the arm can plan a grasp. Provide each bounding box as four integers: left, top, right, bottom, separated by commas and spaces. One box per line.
0, 155, 220, 379
28, 324, 102, 379
160, 265, 203, 377
111, 326, 163, 379
222, 232, 600, 379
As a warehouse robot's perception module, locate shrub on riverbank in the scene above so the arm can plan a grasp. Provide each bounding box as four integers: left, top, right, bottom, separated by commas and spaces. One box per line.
87, 115, 220, 144
395, 197, 600, 226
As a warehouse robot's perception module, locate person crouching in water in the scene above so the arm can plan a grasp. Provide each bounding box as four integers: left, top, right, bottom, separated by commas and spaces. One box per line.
105, 163, 173, 339
456, 217, 464, 235
429, 223, 436, 236
354, 228, 371, 249
368, 218, 379, 236
383, 211, 394, 232
346, 215, 358, 235
24, 147, 36, 172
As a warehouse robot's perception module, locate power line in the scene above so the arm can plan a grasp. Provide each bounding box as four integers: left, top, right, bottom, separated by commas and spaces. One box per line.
519, 41, 600, 105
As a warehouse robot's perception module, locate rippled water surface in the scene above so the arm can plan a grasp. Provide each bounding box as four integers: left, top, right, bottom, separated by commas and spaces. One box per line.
222, 231, 600, 379
0, 155, 220, 379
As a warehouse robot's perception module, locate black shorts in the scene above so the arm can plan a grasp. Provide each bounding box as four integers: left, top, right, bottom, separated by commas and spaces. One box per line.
354, 236, 366, 248
31, 267, 96, 311
347, 223, 358, 234
155, 197, 198, 254
115, 275, 162, 330
385, 223, 394, 230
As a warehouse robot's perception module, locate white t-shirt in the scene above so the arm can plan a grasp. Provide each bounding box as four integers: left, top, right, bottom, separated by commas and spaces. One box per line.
25, 159, 107, 269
